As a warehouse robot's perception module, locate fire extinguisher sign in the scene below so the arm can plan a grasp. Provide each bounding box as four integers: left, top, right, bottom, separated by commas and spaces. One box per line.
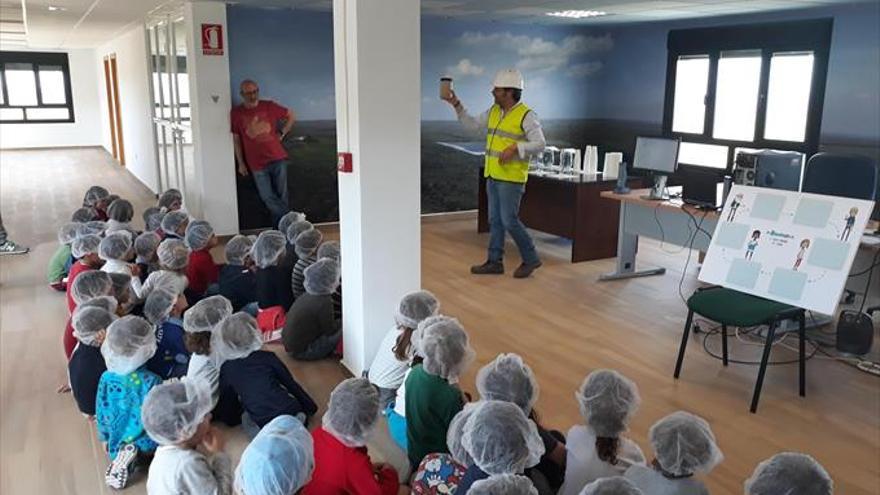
201, 24, 223, 55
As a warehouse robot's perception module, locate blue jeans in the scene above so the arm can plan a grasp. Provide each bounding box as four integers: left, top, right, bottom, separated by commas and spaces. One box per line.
486, 178, 539, 265
252, 159, 289, 226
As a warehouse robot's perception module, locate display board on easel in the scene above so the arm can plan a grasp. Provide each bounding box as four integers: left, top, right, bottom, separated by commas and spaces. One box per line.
699, 185, 875, 315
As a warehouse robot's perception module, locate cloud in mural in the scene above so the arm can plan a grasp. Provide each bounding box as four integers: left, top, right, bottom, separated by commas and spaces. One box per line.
447, 58, 485, 78
458, 32, 612, 78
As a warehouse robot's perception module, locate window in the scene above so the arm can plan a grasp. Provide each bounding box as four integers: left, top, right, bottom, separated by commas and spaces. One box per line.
0, 51, 74, 123
663, 19, 832, 171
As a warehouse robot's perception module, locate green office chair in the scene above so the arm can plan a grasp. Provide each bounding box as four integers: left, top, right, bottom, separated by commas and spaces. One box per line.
674, 286, 806, 413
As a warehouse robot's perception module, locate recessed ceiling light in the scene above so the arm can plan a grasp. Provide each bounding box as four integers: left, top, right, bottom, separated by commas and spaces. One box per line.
546, 10, 607, 19
47, 5, 66, 11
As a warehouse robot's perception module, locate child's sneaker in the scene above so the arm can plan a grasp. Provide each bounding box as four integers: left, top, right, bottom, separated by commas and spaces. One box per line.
49, 281, 66, 292
104, 443, 138, 489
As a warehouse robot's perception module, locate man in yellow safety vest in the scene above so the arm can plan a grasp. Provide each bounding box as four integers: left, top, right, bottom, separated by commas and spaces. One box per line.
443, 68, 546, 278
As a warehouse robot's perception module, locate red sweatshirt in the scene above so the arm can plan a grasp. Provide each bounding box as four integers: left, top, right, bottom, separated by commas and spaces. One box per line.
185, 249, 219, 295
66, 261, 93, 314
302, 427, 399, 495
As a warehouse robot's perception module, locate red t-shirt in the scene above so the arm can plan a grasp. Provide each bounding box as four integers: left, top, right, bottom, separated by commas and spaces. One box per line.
186, 250, 219, 295
302, 427, 399, 495
66, 261, 94, 314
230, 100, 289, 171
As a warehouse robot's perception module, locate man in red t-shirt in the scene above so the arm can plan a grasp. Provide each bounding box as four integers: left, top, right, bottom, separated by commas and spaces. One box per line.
231, 79, 296, 226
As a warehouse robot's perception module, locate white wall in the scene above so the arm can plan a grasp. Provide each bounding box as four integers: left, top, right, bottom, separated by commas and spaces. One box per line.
0, 48, 102, 149
96, 26, 159, 193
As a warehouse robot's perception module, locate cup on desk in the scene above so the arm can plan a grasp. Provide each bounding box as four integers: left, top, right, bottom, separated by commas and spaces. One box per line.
440, 77, 454, 100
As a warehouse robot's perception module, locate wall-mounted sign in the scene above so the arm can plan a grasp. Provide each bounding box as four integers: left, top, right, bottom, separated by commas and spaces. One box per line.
202, 24, 223, 55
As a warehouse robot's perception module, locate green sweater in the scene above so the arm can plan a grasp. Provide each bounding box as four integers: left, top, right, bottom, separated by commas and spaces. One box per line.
404, 364, 464, 467
47, 244, 72, 283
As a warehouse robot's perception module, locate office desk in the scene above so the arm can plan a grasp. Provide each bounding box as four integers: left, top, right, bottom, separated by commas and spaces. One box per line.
599, 189, 719, 280
477, 169, 642, 263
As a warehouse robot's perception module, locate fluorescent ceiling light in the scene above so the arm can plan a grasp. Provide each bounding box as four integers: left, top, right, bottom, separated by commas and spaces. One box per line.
47, 5, 66, 11
546, 10, 607, 18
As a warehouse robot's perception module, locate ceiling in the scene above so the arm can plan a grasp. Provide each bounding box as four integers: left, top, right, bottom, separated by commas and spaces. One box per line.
0, 0, 869, 50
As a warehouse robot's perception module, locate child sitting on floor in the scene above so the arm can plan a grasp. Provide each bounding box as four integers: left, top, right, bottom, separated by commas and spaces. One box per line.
97, 315, 161, 489
134, 231, 161, 283
219, 235, 257, 314
141, 239, 190, 298
47, 222, 80, 291
283, 258, 341, 361
83, 186, 111, 221
282, 218, 312, 269
624, 411, 722, 495
72, 207, 98, 223
253, 230, 294, 332
158, 188, 184, 212
67, 234, 104, 312
161, 210, 189, 241
65, 270, 114, 359
144, 286, 190, 379
143, 379, 233, 494
184, 220, 220, 301
106, 198, 136, 235
215, 313, 317, 437
235, 414, 315, 495
302, 378, 404, 495
99, 232, 143, 301
368, 290, 439, 407
317, 241, 343, 321
291, 228, 323, 300
68, 298, 116, 417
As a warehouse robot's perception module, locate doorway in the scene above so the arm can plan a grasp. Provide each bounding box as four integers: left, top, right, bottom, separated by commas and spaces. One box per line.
103, 54, 125, 165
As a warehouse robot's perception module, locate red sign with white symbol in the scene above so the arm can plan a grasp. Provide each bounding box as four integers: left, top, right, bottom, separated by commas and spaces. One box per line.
201, 24, 223, 55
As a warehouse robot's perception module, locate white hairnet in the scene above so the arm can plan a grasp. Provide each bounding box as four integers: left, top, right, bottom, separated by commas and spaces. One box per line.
413, 315, 475, 382
184, 295, 233, 334
317, 241, 340, 262
294, 228, 323, 258
134, 232, 161, 259
83, 185, 110, 207
72, 207, 97, 223
395, 290, 439, 329
476, 353, 539, 415
225, 235, 255, 265
185, 220, 214, 251
744, 452, 832, 495
235, 415, 315, 495
285, 220, 313, 245
470, 474, 538, 495
580, 477, 643, 495
161, 210, 189, 235
142, 206, 162, 229
577, 369, 640, 438
462, 400, 545, 476
252, 230, 287, 268
144, 287, 180, 324
72, 234, 102, 259
212, 312, 262, 362
142, 379, 213, 445
157, 238, 190, 270
158, 188, 183, 210
322, 378, 380, 448
649, 411, 723, 477
144, 270, 188, 297
76, 221, 106, 238
278, 211, 307, 236
58, 222, 80, 245
78, 295, 119, 314
101, 315, 157, 374
72, 305, 117, 346
108, 272, 133, 302
447, 402, 480, 466
99, 232, 133, 261
107, 199, 134, 223
71, 270, 113, 305
303, 258, 340, 295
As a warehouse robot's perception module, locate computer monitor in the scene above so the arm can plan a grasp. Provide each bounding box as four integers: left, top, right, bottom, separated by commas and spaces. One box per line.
633, 136, 681, 200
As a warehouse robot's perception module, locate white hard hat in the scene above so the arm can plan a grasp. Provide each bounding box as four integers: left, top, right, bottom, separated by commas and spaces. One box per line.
492, 68, 524, 90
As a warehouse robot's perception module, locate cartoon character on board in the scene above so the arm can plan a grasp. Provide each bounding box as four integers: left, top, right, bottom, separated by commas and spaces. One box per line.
793, 239, 810, 271
745, 230, 761, 260
727, 193, 744, 222
841, 207, 858, 241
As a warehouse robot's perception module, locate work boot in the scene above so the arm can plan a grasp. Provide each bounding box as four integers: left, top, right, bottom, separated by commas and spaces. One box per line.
470, 260, 504, 275
513, 261, 542, 279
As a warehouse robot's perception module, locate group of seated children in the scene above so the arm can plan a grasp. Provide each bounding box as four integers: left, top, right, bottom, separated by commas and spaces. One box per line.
51, 185, 833, 494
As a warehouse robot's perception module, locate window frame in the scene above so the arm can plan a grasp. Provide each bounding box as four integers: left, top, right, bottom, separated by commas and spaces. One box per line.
0, 51, 75, 124
662, 19, 833, 174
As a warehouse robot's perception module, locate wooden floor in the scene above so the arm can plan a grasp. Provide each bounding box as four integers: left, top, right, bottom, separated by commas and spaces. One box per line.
1, 148, 878, 494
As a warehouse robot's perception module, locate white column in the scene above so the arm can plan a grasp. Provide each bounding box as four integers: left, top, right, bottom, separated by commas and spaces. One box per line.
333, 0, 421, 376
184, 1, 239, 235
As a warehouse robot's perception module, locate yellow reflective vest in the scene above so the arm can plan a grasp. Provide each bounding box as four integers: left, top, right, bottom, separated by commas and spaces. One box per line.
484, 102, 531, 184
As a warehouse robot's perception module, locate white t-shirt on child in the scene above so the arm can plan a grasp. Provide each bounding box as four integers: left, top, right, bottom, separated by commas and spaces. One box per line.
624, 464, 710, 495
558, 425, 646, 495
187, 354, 219, 407
368, 326, 411, 390
392, 368, 413, 417
147, 445, 232, 494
